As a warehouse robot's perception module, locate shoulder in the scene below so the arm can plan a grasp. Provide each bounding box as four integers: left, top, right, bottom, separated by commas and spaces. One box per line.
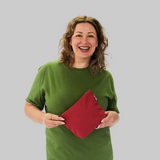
101, 69, 113, 79
40, 60, 60, 68
38, 60, 64, 71
98, 70, 116, 85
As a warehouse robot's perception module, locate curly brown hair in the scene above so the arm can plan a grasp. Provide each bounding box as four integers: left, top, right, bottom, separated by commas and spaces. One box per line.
59, 15, 108, 75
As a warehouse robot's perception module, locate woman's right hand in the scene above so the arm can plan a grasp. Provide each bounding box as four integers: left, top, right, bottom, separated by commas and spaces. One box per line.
25, 102, 65, 128
42, 113, 65, 128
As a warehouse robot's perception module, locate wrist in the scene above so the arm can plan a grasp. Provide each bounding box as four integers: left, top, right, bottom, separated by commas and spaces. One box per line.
40, 112, 46, 124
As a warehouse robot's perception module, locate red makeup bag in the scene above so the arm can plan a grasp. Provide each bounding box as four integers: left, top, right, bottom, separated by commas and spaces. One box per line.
61, 90, 106, 139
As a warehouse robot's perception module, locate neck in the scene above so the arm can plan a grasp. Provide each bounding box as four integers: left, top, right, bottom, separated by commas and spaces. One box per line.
73, 59, 90, 69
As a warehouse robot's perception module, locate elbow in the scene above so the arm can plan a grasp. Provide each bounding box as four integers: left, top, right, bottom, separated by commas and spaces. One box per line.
24, 102, 31, 117
24, 102, 28, 117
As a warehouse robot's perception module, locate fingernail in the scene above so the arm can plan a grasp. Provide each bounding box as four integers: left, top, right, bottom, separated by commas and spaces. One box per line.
101, 120, 104, 123
61, 118, 65, 121
95, 126, 99, 129
62, 122, 65, 125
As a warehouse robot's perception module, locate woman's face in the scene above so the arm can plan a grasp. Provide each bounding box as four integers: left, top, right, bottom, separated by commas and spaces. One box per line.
70, 22, 98, 62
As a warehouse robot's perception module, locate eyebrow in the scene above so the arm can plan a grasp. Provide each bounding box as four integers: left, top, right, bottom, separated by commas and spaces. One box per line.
75, 31, 96, 35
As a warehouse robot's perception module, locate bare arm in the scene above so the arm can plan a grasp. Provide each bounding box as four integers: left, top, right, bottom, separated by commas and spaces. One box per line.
24, 102, 65, 128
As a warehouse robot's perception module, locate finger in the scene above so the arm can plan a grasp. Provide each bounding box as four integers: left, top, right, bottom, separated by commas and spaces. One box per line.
96, 120, 111, 129
51, 120, 65, 126
96, 124, 102, 129
50, 114, 65, 121
96, 117, 109, 129
100, 111, 110, 122
101, 116, 110, 123
46, 120, 65, 128
105, 111, 109, 115
43, 114, 65, 127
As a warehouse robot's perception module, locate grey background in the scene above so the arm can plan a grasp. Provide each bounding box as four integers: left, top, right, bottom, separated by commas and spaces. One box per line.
0, 0, 159, 159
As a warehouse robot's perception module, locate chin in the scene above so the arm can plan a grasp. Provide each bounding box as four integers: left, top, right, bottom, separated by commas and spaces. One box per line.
79, 53, 92, 58
80, 55, 92, 60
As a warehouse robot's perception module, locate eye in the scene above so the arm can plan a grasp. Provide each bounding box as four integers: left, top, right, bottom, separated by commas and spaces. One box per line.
88, 35, 94, 38
76, 34, 82, 37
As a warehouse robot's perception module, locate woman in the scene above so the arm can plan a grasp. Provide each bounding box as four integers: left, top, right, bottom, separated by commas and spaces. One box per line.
25, 15, 120, 160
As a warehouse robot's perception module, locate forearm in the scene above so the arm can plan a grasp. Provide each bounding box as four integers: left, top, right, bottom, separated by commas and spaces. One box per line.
24, 102, 45, 124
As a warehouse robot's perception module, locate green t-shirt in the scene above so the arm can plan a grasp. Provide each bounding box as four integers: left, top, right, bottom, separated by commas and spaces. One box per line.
26, 60, 119, 160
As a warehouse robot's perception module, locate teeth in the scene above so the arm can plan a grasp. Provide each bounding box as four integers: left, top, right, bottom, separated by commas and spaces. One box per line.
79, 47, 89, 50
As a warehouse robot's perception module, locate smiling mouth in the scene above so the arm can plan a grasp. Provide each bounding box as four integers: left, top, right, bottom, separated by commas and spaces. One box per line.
79, 47, 90, 50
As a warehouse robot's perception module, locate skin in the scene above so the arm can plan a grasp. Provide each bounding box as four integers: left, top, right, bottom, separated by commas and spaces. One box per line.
70, 23, 119, 128
24, 102, 65, 128
97, 111, 119, 129
70, 23, 98, 68
24, 22, 119, 129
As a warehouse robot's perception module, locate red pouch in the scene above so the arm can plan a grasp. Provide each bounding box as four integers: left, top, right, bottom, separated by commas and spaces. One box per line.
61, 90, 106, 139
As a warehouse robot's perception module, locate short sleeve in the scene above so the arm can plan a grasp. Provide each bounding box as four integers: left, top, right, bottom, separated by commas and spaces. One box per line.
26, 66, 45, 110
107, 74, 120, 113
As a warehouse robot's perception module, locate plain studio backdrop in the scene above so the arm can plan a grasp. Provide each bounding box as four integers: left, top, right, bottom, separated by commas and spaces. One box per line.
0, 0, 159, 159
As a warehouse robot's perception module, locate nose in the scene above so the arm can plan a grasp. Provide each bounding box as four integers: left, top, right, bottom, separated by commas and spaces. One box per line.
81, 36, 88, 43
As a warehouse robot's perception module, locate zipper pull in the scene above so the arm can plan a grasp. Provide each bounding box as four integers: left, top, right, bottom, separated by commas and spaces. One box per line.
94, 95, 98, 101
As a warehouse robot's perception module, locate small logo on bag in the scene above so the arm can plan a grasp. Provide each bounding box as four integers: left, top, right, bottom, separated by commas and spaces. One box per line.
94, 95, 98, 101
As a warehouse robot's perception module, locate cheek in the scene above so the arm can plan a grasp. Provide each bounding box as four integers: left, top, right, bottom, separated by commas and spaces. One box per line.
92, 41, 98, 47
91, 38, 98, 47
70, 37, 73, 46
71, 37, 79, 46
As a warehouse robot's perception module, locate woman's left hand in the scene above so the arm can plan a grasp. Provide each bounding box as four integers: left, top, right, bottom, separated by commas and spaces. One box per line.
96, 111, 119, 129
